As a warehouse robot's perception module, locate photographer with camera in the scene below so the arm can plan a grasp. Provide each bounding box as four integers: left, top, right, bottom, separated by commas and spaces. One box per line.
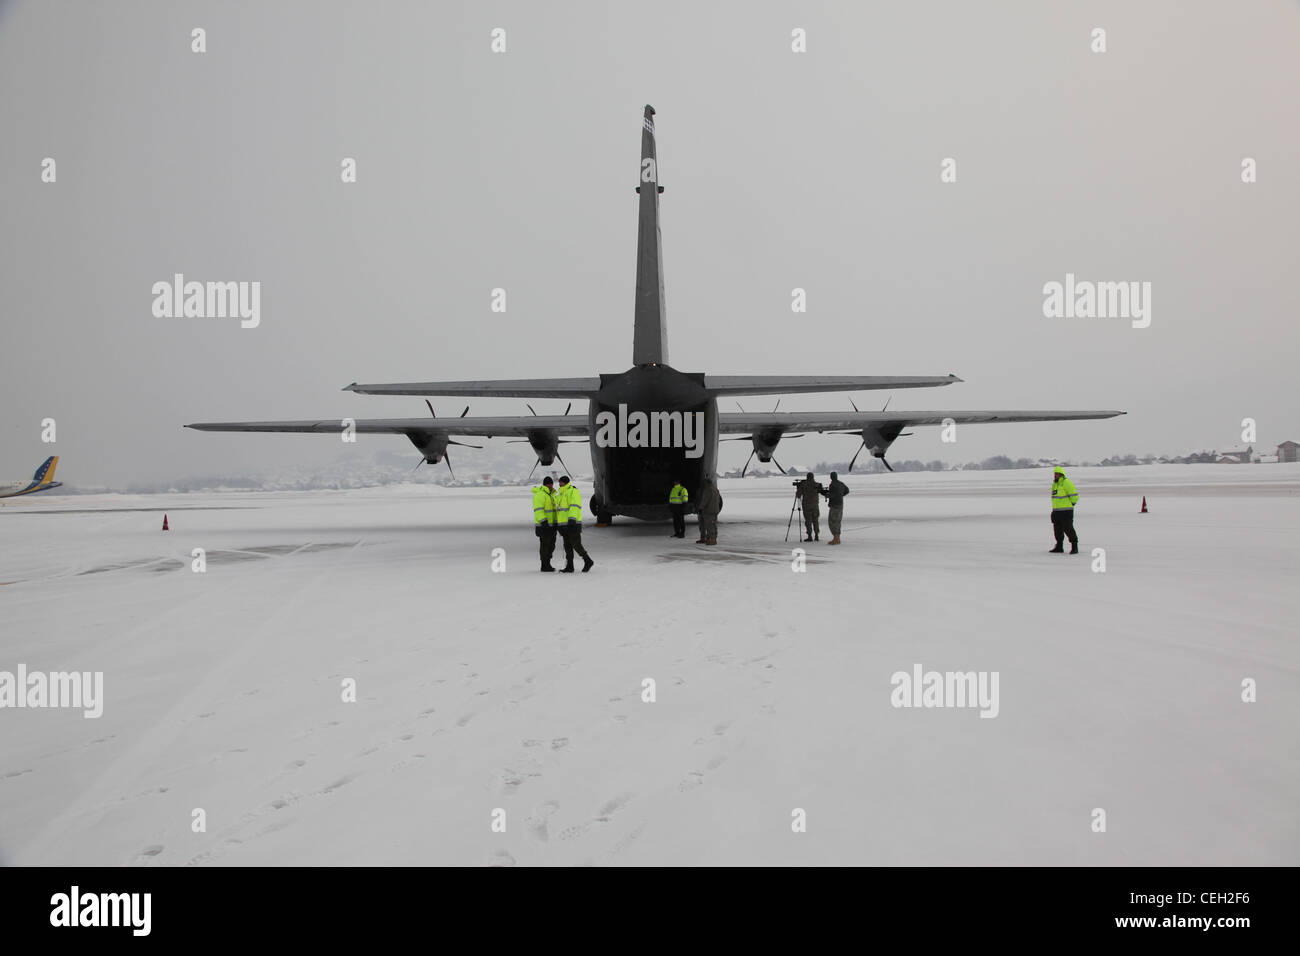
793, 472, 825, 542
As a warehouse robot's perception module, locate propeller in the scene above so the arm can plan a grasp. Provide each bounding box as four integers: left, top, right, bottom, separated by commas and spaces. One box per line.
842, 396, 902, 473
420, 400, 481, 478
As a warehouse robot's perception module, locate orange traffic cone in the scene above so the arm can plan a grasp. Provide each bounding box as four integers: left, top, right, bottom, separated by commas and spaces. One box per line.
1140, 496, 1148, 514
162, 514, 170, 531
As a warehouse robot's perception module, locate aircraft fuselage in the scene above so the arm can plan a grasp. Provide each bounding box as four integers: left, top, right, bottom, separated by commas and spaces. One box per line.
588, 364, 718, 521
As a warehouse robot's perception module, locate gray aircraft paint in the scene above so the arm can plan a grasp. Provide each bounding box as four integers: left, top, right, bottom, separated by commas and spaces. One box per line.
633, 105, 669, 367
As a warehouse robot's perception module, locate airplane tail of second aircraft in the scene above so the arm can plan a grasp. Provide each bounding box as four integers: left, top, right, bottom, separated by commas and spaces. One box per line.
32, 455, 59, 485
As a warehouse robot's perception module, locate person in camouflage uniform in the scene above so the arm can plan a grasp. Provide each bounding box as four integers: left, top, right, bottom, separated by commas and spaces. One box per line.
795, 472, 825, 541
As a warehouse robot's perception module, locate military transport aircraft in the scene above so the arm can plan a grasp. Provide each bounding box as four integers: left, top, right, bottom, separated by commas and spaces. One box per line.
188, 106, 1123, 523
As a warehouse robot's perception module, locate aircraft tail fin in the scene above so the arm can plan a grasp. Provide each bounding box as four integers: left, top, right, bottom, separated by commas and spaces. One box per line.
633, 104, 668, 366
32, 455, 58, 484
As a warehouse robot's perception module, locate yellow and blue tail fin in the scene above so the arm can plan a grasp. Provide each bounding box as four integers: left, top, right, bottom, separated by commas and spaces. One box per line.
31, 455, 58, 486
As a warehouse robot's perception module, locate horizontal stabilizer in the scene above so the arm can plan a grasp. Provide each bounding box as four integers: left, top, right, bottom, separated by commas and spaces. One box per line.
343, 378, 600, 399
705, 374, 961, 396
719, 409, 1125, 433
186, 415, 589, 439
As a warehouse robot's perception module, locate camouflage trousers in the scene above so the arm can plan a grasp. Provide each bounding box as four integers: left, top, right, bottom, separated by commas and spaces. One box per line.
828, 505, 843, 536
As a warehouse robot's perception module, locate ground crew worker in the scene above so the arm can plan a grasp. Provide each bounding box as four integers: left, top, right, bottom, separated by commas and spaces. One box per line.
696, 477, 721, 545
821, 471, 850, 545
794, 472, 824, 541
668, 478, 689, 538
532, 476, 558, 571
555, 476, 595, 572
1049, 466, 1080, 554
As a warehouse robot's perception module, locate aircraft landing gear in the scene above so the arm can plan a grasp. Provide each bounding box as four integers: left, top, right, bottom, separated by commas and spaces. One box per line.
592, 496, 613, 527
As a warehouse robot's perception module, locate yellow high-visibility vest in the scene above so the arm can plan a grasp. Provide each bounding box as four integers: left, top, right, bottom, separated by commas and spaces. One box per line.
668, 483, 689, 505
556, 484, 584, 523
532, 486, 557, 525
1051, 473, 1079, 510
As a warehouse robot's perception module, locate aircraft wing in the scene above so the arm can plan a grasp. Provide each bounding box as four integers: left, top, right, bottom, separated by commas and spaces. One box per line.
343, 378, 600, 398
718, 409, 1125, 433
186, 415, 589, 438
704, 374, 961, 396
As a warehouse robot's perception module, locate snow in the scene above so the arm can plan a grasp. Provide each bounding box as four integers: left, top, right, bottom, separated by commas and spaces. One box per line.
1, 463, 1297, 865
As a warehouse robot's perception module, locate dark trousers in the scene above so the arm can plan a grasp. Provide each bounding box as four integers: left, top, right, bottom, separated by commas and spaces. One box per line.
538, 526, 557, 566
560, 523, 590, 563
1052, 510, 1078, 547
669, 504, 686, 536
699, 511, 718, 540
828, 505, 843, 536
803, 508, 820, 540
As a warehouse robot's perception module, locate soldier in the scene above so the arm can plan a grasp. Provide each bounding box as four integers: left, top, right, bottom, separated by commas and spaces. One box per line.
794, 472, 824, 541
667, 477, 689, 538
531, 476, 558, 571
554, 475, 595, 572
821, 470, 850, 545
1048, 466, 1080, 554
696, 477, 721, 545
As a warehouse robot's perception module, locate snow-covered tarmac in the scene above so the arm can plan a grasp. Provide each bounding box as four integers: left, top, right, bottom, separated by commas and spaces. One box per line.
2, 464, 1296, 866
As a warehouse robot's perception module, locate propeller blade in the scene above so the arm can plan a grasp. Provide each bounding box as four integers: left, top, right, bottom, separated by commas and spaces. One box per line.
720, 436, 753, 442
564, 402, 572, 415
880, 456, 894, 472
413, 458, 425, 471
527, 404, 538, 416
444, 453, 455, 480
772, 456, 787, 475
741, 448, 756, 477
848, 441, 867, 473
849, 396, 859, 413
736, 401, 746, 413
555, 450, 572, 475
882, 395, 892, 412
448, 440, 483, 449
460, 405, 470, 417
425, 400, 436, 417
772, 398, 781, 413
527, 458, 540, 480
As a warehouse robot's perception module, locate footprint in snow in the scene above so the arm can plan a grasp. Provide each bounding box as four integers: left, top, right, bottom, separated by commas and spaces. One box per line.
525, 800, 560, 843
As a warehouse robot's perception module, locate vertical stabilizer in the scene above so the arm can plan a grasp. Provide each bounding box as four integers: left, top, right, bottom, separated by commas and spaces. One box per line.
633, 104, 668, 366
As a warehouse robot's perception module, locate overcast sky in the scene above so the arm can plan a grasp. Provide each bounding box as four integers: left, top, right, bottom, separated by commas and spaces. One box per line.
2, 0, 1298, 487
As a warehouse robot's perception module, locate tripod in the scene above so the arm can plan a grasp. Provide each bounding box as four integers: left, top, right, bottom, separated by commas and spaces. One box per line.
784, 491, 803, 543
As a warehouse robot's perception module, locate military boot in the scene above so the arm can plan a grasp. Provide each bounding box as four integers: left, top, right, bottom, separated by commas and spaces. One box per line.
560, 560, 575, 573
582, 556, 594, 572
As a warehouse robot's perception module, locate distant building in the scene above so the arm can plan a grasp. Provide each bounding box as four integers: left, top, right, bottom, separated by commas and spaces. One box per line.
1278, 441, 1299, 463
1217, 444, 1253, 464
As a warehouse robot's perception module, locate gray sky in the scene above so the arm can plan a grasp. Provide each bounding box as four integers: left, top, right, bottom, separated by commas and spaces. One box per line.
2, 0, 1298, 486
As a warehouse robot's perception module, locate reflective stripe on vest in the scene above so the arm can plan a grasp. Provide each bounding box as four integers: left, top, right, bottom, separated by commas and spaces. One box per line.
557, 485, 583, 522
669, 484, 688, 504
1051, 477, 1079, 510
